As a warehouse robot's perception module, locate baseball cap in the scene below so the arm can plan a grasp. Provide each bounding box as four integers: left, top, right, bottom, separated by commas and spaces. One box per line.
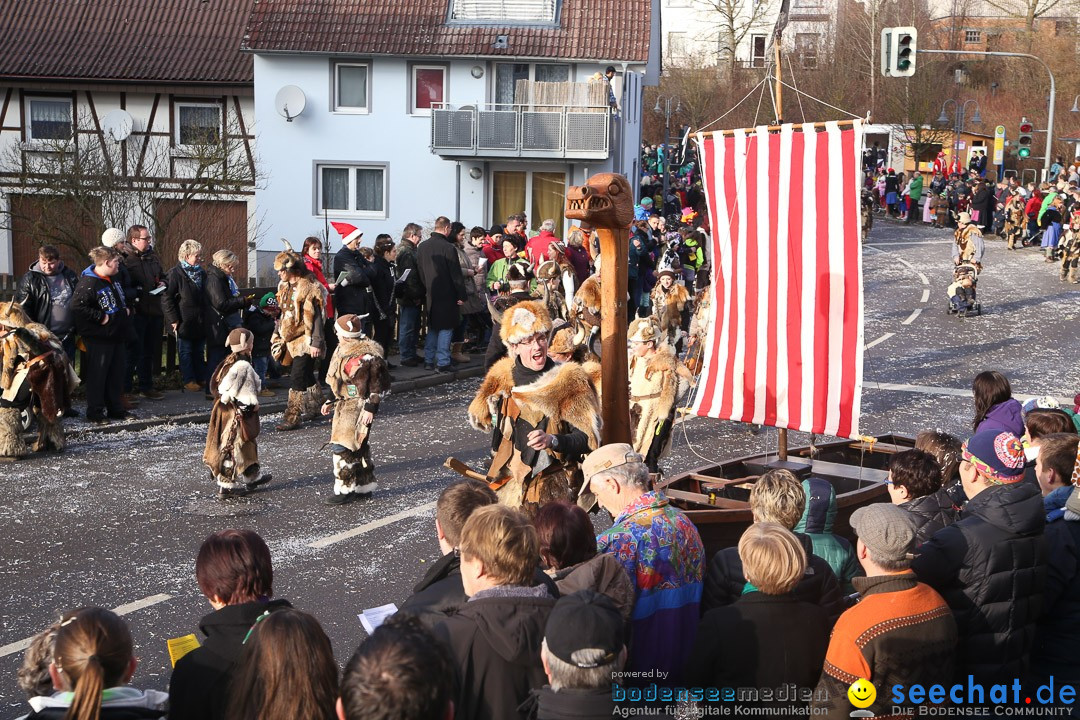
259, 292, 277, 308
544, 591, 624, 669
582, 443, 643, 483
849, 503, 918, 565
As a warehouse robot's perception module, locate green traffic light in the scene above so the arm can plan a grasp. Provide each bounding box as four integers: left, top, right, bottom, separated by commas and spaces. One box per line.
1018, 148, 1031, 158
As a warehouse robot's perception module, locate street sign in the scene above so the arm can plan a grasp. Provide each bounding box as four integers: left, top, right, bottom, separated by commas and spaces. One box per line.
994, 125, 1005, 165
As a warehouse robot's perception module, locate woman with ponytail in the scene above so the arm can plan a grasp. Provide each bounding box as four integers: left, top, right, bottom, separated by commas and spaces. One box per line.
22, 607, 166, 720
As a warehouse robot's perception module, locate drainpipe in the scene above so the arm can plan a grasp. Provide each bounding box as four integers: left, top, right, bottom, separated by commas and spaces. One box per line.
455, 162, 461, 221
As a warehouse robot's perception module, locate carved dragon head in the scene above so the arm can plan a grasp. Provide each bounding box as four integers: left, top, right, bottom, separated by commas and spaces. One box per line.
565, 173, 634, 229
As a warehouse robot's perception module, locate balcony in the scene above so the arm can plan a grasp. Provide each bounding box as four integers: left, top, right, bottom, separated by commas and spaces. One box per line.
431, 103, 610, 160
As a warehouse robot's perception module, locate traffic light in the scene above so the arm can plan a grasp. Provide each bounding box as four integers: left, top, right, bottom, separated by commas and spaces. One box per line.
1017, 119, 1033, 159
881, 27, 918, 77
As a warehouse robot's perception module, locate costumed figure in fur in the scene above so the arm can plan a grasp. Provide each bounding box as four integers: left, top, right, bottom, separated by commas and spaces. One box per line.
547, 319, 600, 365
1003, 193, 1027, 250
627, 318, 695, 474
649, 268, 690, 347
271, 241, 327, 431
684, 268, 711, 376
567, 273, 602, 358
535, 260, 570, 321
952, 212, 984, 267
0, 299, 78, 457
203, 328, 271, 498
468, 300, 601, 514
1060, 207, 1080, 284
320, 314, 392, 505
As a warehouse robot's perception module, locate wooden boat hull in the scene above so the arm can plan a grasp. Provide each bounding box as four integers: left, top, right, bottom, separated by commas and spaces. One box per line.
660, 434, 916, 557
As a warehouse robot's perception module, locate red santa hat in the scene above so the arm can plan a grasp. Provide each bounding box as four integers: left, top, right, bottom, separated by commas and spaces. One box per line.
331, 221, 364, 246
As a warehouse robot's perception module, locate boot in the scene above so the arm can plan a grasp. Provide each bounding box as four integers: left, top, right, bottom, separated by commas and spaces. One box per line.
301, 385, 325, 421
0, 407, 28, 459
1070, 264, 1080, 285
451, 342, 470, 364
275, 390, 304, 431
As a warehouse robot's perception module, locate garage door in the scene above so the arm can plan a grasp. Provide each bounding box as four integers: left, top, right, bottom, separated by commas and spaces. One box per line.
9, 194, 102, 275
155, 199, 249, 280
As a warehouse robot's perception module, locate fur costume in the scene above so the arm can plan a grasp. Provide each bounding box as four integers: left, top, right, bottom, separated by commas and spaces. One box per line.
954, 223, 983, 265
203, 353, 265, 490
629, 341, 694, 469
272, 275, 326, 365
685, 286, 711, 376
0, 300, 77, 454
1003, 197, 1027, 250
1060, 209, 1080, 284
570, 275, 602, 337
468, 357, 601, 512
650, 280, 690, 345
326, 336, 392, 497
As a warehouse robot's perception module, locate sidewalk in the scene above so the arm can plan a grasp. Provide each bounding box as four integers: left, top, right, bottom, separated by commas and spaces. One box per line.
65, 352, 488, 437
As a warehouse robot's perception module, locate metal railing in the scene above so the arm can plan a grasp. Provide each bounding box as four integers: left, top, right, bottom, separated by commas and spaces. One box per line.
431, 103, 610, 159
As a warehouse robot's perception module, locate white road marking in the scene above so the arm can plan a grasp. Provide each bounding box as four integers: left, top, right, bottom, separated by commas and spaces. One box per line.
0, 593, 173, 659
864, 333, 894, 350
920, 289, 930, 303
866, 240, 955, 246
901, 309, 922, 325
308, 501, 438, 549
868, 382, 1073, 406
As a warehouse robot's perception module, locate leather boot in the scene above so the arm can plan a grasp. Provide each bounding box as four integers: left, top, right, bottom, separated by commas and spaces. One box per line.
451, 342, 470, 364
276, 390, 304, 431
302, 385, 326, 421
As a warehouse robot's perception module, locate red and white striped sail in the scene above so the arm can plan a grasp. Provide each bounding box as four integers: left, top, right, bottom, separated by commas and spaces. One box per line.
692, 121, 864, 438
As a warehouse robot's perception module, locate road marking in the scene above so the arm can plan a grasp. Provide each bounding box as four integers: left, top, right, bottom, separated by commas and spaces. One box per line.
920, 289, 930, 303
868, 381, 1073, 406
866, 240, 955, 247
917, 272, 929, 285
901, 309, 922, 325
0, 593, 173, 659
308, 501, 438, 549
864, 333, 894, 350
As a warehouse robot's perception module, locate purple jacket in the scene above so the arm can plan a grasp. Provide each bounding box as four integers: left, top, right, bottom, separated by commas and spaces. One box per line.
975, 399, 1025, 438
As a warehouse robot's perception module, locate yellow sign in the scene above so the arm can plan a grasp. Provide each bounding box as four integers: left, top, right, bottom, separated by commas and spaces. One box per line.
167, 634, 201, 667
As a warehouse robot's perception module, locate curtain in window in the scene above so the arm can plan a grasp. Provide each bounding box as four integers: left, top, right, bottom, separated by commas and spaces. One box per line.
531, 172, 566, 234
179, 105, 220, 145
492, 171, 526, 227
355, 169, 384, 212
414, 68, 445, 111
322, 168, 349, 210
338, 65, 368, 109
30, 100, 72, 140
494, 63, 529, 106
534, 65, 569, 83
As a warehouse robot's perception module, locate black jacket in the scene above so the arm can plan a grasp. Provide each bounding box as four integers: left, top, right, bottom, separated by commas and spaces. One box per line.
204, 265, 248, 347
124, 247, 165, 317
702, 530, 845, 627
24, 704, 166, 720
370, 255, 395, 319
242, 307, 277, 358
435, 590, 555, 720
911, 482, 1047, 683
399, 552, 561, 630
901, 488, 960, 546
161, 265, 208, 341
168, 598, 292, 720
333, 245, 375, 317
71, 266, 130, 343
15, 261, 78, 335
416, 232, 466, 331
520, 686, 616, 720
685, 593, 828, 705
1033, 511, 1080, 672
394, 240, 425, 306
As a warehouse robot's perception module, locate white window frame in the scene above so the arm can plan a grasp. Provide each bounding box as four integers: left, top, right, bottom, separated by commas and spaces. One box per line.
964, 29, 982, 43
25, 96, 74, 143
174, 100, 222, 147
314, 162, 388, 219
333, 61, 371, 114
410, 64, 447, 116
750, 35, 768, 68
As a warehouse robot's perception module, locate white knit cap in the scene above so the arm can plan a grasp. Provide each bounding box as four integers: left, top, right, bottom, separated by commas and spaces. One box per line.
101, 228, 125, 248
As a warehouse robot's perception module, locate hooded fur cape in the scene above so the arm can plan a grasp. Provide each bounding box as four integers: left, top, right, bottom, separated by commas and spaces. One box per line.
650, 282, 690, 339
328, 337, 392, 451
629, 343, 694, 459
203, 354, 261, 481
273, 276, 325, 362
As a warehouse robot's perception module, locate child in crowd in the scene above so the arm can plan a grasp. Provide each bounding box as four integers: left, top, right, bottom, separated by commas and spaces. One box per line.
243, 292, 279, 395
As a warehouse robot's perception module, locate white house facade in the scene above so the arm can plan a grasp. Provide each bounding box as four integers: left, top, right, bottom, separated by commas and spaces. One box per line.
244, 0, 659, 276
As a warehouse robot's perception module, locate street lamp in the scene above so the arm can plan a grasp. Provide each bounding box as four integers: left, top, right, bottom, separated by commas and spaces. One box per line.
654, 95, 681, 216
938, 98, 982, 174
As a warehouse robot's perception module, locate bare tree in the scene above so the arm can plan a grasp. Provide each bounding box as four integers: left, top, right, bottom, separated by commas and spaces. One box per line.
694, 0, 780, 74
979, 0, 1079, 32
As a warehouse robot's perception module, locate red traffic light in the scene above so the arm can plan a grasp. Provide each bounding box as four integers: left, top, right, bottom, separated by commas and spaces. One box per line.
1019, 123, 1033, 133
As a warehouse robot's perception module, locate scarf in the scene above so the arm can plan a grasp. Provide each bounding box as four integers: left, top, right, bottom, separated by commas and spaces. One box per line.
227, 274, 239, 297
181, 260, 204, 289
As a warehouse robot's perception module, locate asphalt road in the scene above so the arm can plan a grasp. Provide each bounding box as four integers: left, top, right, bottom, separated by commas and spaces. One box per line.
1, 217, 1078, 711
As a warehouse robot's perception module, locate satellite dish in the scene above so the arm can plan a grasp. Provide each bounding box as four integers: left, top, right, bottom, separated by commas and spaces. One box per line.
275, 85, 307, 122
102, 109, 133, 142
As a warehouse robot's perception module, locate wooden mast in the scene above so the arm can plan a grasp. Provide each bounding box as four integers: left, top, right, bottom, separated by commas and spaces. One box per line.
774, 22, 789, 460
597, 227, 631, 444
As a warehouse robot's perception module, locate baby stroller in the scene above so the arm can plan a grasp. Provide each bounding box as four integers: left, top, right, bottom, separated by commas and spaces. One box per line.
947, 263, 981, 317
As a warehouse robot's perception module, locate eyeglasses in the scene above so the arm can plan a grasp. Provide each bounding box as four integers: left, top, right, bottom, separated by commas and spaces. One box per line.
515, 333, 548, 348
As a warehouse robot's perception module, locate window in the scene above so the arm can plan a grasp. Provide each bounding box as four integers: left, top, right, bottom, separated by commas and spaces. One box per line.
26, 97, 73, 142
411, 65, 446, 115
175, 102, 221, 146
491, 169, 565, 232
668, 32, 689, 58
796, 33, 819, 69
964, 29, 982, 43
317, 163, 386, 218
751, 35, 768, 68
494, 63, 570, 105
334, 62, 370, 112
666, 0, 691, 6
449, 0, 558, 23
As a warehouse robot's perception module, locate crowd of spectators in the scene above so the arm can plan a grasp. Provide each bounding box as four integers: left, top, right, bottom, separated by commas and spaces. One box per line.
14, 369, 1080, 718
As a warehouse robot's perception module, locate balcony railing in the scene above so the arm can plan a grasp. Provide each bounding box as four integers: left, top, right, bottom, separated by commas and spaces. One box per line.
431, 103, 610, 160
